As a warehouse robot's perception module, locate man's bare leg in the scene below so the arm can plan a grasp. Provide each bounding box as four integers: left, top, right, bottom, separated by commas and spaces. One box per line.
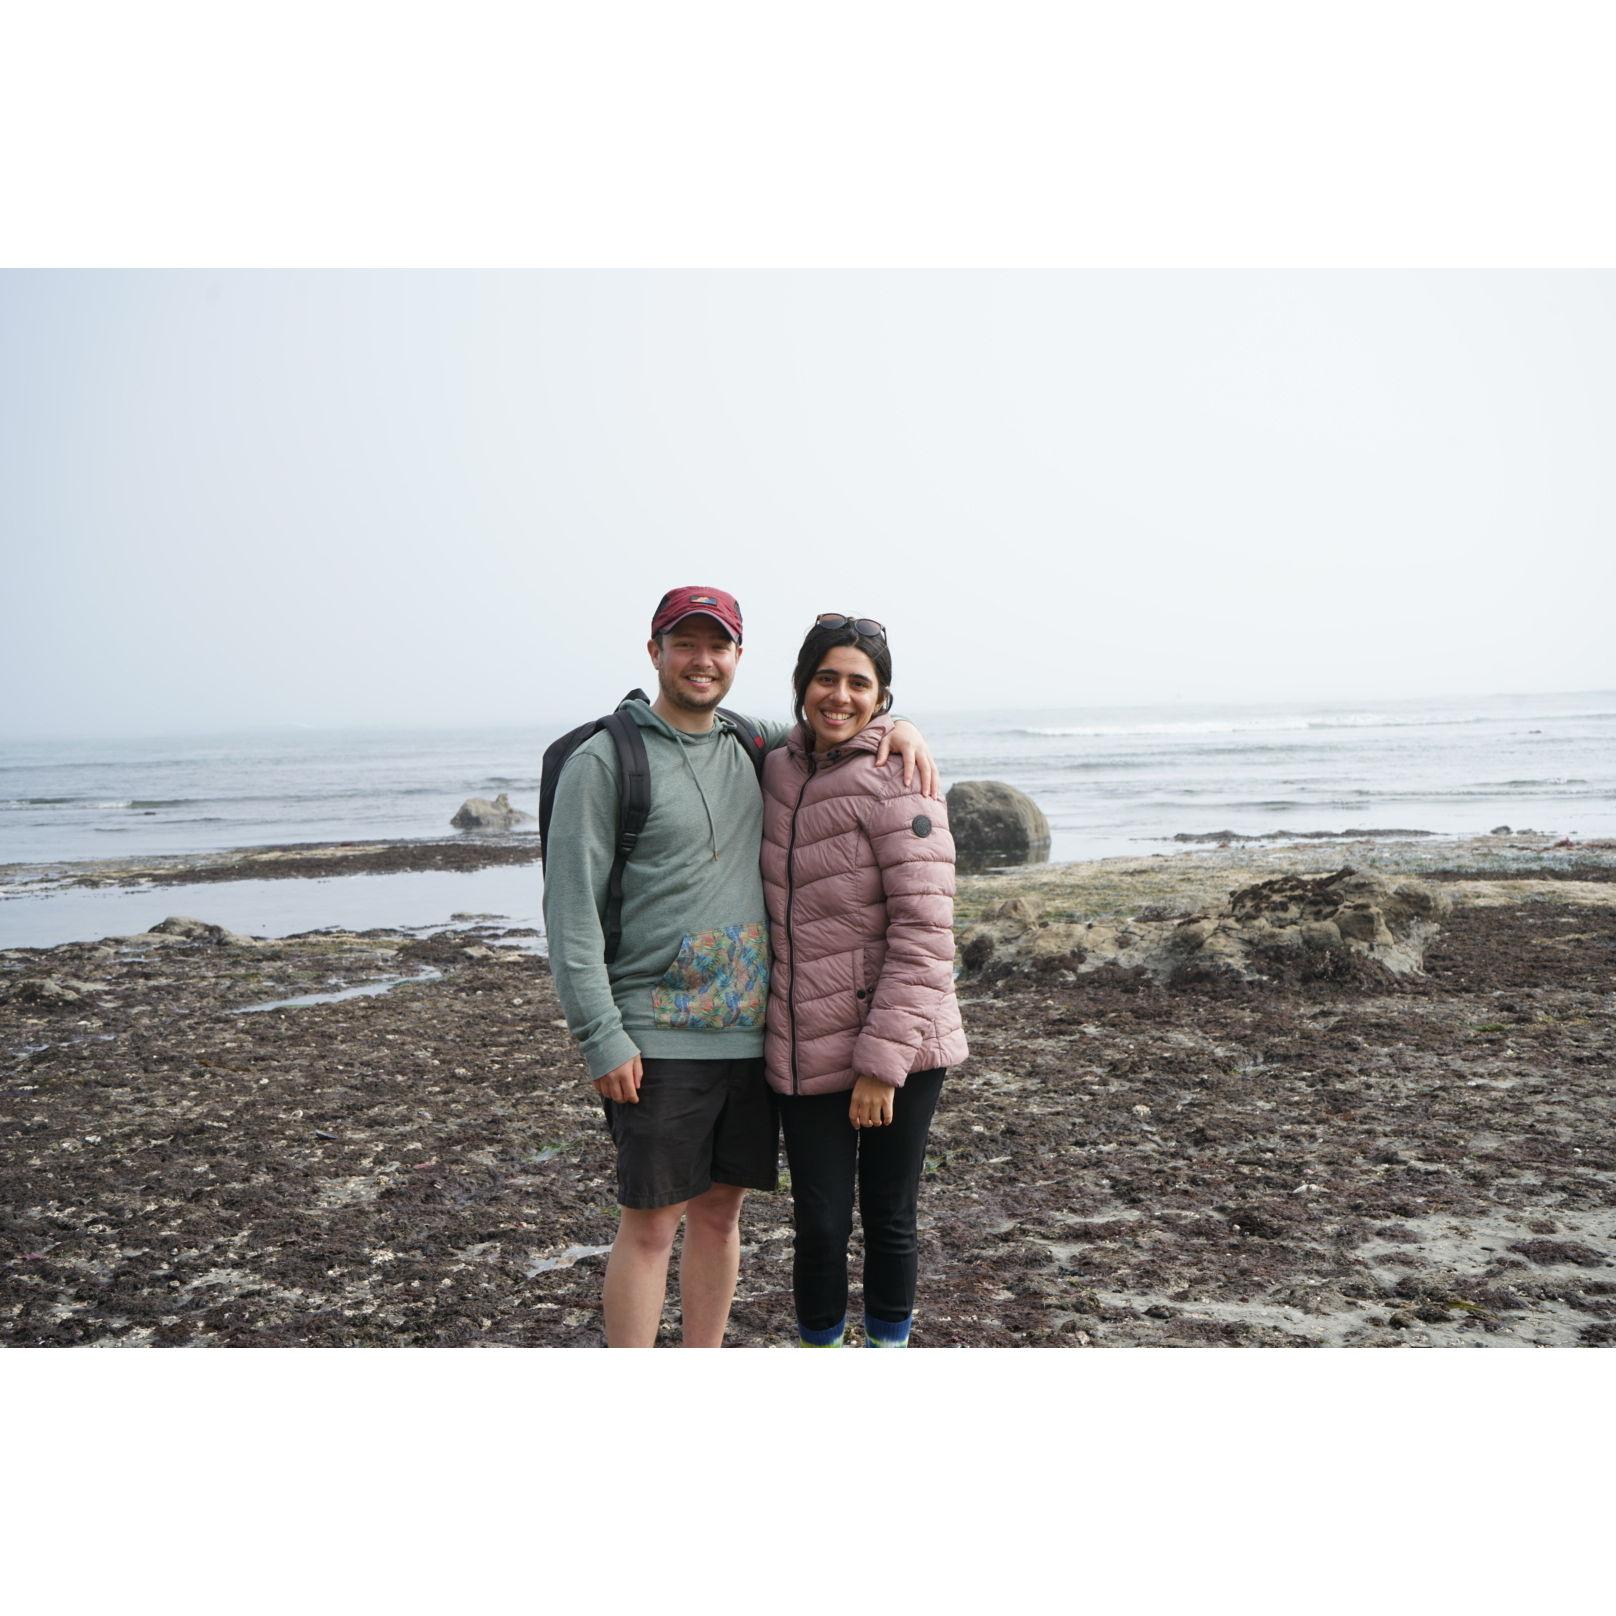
679, 1183, 747, 1348
602, 1201, 687, 1348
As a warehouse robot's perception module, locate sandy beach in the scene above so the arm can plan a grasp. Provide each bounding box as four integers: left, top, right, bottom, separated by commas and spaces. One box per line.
2, 832, 1612, 1347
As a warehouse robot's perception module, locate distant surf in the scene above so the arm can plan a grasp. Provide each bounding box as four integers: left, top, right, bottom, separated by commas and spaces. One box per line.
3, 691, 1614, 880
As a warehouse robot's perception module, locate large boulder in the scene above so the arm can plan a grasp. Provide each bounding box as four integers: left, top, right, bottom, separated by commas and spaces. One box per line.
452, 793, 534, 832
946, 780, 1051, 863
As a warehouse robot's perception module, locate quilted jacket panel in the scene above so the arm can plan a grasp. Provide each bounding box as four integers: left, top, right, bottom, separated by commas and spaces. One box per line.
761, 718, 969, 1095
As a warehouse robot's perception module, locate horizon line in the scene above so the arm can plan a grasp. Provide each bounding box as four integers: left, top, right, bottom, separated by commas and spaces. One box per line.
5, 685, 1616, 747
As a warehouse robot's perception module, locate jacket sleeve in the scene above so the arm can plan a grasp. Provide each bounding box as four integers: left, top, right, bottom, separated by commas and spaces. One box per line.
541, 749, 641, 1082
851, 780, 958, 1087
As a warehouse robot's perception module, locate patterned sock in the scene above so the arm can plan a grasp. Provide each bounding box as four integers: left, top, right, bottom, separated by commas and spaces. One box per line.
799, 1317, 848, 1348
864, 1313, 912, 1348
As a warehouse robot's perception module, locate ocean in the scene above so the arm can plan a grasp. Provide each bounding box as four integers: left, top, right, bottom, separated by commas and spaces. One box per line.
3, 689, 1614, 947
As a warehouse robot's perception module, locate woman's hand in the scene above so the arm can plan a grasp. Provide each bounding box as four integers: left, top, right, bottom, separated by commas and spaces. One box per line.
850, 1074, 896, 1129
874, 721, 939, 797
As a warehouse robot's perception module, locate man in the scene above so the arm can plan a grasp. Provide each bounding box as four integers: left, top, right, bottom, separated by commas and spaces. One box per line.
543, 586, 937, 1347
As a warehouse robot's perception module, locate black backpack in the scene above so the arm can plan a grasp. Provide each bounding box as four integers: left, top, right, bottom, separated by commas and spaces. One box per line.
539, 688, 768, 963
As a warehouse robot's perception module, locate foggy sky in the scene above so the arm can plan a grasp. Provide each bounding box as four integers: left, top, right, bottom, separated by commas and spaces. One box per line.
3, 271, 1613, 739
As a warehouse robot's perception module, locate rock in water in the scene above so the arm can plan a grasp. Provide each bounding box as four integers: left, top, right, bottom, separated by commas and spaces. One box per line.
946, 780, 1051, 862
452, 793, 534, 831
150, 916, 252, 946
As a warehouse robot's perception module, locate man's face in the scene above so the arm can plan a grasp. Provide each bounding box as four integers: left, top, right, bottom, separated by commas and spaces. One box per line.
648, 616, 742, 713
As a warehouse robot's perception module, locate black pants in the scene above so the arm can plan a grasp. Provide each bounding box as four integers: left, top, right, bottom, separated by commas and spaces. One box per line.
777, 1068, 946, 1330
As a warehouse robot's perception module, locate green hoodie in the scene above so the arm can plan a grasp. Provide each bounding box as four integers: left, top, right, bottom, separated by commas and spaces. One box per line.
542, 699, 790, 1081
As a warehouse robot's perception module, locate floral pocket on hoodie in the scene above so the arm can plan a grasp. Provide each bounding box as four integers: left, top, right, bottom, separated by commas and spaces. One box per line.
650, 921, 770, 1030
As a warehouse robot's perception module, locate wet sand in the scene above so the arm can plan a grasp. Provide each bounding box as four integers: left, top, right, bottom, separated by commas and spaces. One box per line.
2, 836, 1613, 1347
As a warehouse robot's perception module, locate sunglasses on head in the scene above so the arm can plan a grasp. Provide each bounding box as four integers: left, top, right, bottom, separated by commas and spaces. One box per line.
815, 613, 887, 640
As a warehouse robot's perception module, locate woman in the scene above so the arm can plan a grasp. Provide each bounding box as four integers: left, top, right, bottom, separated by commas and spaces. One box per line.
760, 614, 968, 1348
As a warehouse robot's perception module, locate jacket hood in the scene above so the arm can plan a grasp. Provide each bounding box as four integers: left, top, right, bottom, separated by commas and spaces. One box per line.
784, 715, 895, 764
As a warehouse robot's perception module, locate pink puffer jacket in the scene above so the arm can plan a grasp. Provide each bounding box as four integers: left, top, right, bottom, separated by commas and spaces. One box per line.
761, 718, 969, 1096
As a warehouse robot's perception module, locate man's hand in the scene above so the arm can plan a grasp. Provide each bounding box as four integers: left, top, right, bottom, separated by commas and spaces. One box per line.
875, 720, 939, 797
594, 1053, 644, 1104
849, 1074, 896, 1129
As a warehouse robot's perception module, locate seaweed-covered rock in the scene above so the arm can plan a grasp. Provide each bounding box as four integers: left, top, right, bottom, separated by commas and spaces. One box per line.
946, 781, 1051, 863
1168, 868, 1448, 986
957, 895, 1092, 981
8, 976, 94, 1007
957, 866, 1448, 988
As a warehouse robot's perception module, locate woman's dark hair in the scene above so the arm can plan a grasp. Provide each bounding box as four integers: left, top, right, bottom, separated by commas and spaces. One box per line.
791, 620, 893, 734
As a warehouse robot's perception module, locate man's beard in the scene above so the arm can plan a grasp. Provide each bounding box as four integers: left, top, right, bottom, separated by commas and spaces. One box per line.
657, 664, 731, 712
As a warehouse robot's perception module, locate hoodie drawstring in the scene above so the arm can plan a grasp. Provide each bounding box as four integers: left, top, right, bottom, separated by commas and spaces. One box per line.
671, 725, 722, 860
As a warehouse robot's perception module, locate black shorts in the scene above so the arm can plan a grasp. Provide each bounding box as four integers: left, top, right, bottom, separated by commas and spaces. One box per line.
601, 1056, 779, 1211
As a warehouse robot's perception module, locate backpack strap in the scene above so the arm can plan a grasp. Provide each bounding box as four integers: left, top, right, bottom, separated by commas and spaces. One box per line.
716, 706, 769, 784
599, 691, 652, 965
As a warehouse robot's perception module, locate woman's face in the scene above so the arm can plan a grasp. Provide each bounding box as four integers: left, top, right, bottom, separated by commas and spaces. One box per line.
804, 645, 883, 751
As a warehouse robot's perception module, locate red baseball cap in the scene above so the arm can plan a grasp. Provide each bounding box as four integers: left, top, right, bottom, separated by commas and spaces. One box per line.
651, 586, 743, 644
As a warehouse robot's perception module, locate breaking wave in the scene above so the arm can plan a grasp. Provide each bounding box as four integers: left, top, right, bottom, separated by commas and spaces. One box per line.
1018, 709, 1616, 740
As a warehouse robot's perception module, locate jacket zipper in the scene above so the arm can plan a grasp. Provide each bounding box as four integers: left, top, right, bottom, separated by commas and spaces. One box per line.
785, 753, 817, 1095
